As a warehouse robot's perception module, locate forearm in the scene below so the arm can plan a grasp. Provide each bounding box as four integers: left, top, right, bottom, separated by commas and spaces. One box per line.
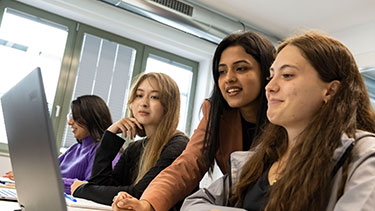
73, 183, 128, 205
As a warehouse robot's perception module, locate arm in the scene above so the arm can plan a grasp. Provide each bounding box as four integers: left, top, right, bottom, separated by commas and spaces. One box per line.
73, 131, 131, 204
74, 135, 187, 206
333, 144, 375, 211
181, 175, 246, 211
86, 131, 127, 185
141, 101, 212, 211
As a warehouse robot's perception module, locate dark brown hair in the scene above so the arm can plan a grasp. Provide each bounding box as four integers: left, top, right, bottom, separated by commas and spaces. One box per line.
231, 31, 375, 210
71, 95, 113, 143
203, 30, 275, 173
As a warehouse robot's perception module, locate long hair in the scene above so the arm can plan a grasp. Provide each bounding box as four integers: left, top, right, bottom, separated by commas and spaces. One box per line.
231, 31, 375, 210
203, 30, 275, 173
71, 95, 113, 143
130, 72, 183, 183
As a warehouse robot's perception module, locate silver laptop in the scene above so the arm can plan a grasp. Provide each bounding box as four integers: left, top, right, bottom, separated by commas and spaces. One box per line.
1, 68, 67, 211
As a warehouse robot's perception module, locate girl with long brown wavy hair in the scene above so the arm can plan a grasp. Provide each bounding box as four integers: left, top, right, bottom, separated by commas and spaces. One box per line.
181, 31, 375, 211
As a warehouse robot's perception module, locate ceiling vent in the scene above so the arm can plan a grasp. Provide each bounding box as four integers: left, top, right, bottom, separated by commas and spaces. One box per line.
150, 0, 193, 16
100, 0, 279, 44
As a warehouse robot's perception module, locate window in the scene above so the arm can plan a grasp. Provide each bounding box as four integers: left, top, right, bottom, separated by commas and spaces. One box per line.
145, 54, 193, 132
60, 33, 137, 151
360, 67, 375, 108
0, 0, 199, 153
143, 46, 198, 134
0, 8, 68, 145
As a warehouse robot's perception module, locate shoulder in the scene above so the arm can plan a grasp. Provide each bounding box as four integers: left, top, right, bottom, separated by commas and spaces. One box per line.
160, 133, 189, 155
353, 130, 375, 157
164, 133, 188, 148
128, 138, 145, 149
230, 151, 256, 184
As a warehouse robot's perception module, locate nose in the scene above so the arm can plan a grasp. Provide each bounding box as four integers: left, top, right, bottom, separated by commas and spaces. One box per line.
67, 117, 73, 125
265, 77, 279, 95
140, 97, 149, 108
224, 69, 237, 83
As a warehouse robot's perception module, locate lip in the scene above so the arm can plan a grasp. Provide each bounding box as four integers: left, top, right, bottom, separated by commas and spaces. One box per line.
268, 98, 283, 105
138, 110, 149, 116
225, 86, 242, 96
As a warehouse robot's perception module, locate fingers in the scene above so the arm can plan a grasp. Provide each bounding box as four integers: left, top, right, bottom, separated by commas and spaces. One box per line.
3, 171, 14, 181
70, 180, 85, 194
113, 192, 137, 211
108, 118, 143, 139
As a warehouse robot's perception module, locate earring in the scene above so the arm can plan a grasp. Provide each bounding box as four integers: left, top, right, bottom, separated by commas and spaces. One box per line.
323, 99, 328, 104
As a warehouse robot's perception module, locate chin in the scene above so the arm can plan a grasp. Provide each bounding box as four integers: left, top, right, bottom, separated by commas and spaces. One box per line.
227, 101, 244, 109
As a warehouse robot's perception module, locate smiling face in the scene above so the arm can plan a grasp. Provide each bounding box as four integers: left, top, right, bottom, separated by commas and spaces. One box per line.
131, 78, 164, 135
266, 45, 332, 132
67, 116, 90, 140
218, 45, 262, 113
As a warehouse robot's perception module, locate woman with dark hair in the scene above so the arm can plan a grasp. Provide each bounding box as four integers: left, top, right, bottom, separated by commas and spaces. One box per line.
59, 95, 119, 194
71, 73, 188, 209
3, 95, 118, 195
181, 31, 375, 211
112, 30, 275, 211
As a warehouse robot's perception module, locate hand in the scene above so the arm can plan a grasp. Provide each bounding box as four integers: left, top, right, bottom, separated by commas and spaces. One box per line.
70, 180, 87, 194
3, 171, 14, 181
107, 117, 143, 140
112, 192, 154, 211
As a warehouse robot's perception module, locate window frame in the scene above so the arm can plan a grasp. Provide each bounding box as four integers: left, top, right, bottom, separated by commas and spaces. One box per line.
0, 0, 199, 153
141, 46, 198, 134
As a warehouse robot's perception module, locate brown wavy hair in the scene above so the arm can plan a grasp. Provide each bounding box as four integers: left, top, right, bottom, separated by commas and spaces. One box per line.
127, 72, 184, 183
231, 31, 375, 210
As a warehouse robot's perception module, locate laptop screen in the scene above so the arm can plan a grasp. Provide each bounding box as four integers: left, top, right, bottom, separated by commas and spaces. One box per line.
1, 68, 67, 211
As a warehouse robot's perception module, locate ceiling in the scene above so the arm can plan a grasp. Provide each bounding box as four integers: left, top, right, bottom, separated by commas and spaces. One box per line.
191, 0, 375, 39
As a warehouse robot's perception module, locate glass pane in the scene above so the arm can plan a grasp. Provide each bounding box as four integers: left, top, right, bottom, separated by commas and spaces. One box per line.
0, 8, 68, 144
360, 67, 375, 108
145, 54, 193, 132
60, 33, 136, 151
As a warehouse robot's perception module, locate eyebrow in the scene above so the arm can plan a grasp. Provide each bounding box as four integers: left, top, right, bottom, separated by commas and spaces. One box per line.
218, 60, 250, 67
136, 88, 160, 93
270, 64, 299, 72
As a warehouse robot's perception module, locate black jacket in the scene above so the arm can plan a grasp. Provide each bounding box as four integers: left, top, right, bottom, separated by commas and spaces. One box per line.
73, 130, 188, 207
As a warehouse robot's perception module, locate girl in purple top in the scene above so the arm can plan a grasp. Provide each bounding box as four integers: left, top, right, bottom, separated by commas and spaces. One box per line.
59, 95, 120, 194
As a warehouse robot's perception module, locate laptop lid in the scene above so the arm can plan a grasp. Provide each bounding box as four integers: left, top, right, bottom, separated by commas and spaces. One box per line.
1, 68, 67, 211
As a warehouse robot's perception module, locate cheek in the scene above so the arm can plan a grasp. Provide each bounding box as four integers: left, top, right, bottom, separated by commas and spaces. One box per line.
218, 78, 225, 94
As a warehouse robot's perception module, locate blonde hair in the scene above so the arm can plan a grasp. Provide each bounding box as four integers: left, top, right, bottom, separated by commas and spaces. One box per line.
127, 72, 182, 183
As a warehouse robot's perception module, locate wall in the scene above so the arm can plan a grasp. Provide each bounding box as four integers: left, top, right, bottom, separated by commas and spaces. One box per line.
331, 21, 375, 69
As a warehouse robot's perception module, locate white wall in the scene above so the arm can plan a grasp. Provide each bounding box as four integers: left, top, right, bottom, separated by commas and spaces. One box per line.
331, 21, 375, 69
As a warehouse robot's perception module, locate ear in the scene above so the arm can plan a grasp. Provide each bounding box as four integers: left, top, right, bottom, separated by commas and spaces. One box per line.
323, 80, 341, 103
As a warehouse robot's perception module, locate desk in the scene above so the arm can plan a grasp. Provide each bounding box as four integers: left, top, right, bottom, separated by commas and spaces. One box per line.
0, 200, 110, 211
0, 200, 20, 211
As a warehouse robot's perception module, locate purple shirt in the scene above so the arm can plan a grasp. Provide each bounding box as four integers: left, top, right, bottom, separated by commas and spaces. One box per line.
58, 136, 120, 194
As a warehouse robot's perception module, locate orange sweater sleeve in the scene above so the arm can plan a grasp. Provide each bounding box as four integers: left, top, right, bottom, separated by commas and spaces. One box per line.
140, 101, 211, 211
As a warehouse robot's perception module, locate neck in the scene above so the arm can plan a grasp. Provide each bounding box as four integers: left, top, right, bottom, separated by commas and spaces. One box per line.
285, 124, 306, 152
239, 105, 258, 123
144, 125, 156, 137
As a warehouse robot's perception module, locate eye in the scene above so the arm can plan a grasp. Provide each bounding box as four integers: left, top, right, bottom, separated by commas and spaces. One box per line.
282, 74, 294, 79
135, 94, 143, 98
218, 69, 226, 75
151, 95, 160, 100
236, 66, 248, 71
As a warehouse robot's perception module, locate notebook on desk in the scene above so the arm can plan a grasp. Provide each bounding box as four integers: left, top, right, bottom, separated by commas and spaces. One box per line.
1, 68, 111, 211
